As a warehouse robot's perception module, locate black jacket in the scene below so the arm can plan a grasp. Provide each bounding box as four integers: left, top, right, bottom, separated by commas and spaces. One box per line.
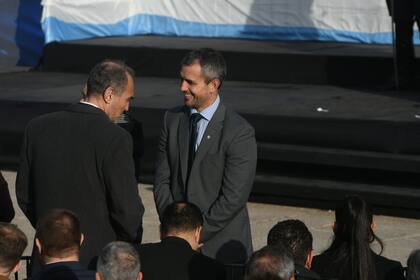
312, 250, 405, 280
16, 103, 144, 268
139, 236, 226, 280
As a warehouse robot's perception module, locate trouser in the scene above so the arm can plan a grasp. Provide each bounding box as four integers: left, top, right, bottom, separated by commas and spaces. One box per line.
395, 17, 420, 82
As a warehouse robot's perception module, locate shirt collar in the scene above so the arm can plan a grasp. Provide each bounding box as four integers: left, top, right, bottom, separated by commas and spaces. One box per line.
190, 95, 220, 121
79, 100, 100, 109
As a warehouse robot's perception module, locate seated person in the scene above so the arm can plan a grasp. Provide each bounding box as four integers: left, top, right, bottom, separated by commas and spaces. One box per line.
0, 172, 14, 222
268, 220, 320, 280
311, 195, 405, 280
32, 209, 95, 280
407, 249, 420, 280
138, 202, 226, 280
96, 241, 141, 280
0, 223, 27, 279
245, 245, 295, 280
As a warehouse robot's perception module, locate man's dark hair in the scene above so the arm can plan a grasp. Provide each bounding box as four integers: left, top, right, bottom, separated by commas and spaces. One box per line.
181, 48, 227, 86
267, 220, 313, 266
86, 59, 135, 97
0, 223, 27, 272
97, 241, 140, 280
36, 209, 81, 258
245, 245, 294, 280
160, 202, 203, 237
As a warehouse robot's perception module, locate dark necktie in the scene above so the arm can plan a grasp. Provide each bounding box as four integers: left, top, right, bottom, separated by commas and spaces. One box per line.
187, 113, 203, 182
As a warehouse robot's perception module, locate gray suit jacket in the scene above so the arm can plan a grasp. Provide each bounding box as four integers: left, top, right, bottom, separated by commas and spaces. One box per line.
154, 102, 257, 264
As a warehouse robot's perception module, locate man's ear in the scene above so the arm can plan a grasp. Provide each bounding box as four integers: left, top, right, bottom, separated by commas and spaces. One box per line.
11, 260, 22, 274
305, 249, 314, 269
96, 272, 102, 280
80, 233, 85, 246
332, 221, 337, 233
137, 271, 143, 280
194, 226, 202, 244
35, 238, 42, 255
208, 79, 221, 93
103, 87, 114, 104
371, 221, 376, 231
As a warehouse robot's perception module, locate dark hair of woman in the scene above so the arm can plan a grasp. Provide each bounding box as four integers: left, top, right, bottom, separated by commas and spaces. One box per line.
324, 195, 384, 280
407, 249, 420, 280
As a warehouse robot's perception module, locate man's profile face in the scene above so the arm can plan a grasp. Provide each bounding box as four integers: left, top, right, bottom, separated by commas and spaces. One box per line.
179, 62, 215, 112
106, 73, 135, 121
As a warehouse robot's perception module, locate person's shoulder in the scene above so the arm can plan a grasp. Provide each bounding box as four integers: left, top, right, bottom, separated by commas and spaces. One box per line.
295, 264, 321, 280
32, 262, 95, 280
165, 106, 188, 119
373, 253, 404, 272
191, 252, 226, 273
374, 253, 403, 268
223, 104, 253, 130
312, 251, 336, 270
373, 253, 405, 280
138, 242, 162, 257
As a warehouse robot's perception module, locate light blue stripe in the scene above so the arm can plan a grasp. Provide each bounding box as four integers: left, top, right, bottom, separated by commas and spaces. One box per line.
42, 13, 420, 45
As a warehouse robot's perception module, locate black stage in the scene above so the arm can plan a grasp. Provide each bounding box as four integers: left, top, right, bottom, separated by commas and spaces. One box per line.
3, 35, 420, 217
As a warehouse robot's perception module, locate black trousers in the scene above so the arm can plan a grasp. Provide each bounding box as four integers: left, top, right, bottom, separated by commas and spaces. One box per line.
395, 18, 420, 82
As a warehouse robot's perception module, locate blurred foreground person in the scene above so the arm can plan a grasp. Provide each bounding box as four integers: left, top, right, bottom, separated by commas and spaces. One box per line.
0, 223, 27, 280
32, 209, 94, 280
96, 241, 141, 280
245, 245, 295, 280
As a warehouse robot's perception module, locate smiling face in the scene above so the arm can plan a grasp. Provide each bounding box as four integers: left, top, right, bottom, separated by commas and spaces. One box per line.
179, 62, 218, 112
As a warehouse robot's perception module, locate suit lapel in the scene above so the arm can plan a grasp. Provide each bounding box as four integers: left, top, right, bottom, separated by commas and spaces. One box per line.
193, 104, 226, 167
178, 108, 190, 188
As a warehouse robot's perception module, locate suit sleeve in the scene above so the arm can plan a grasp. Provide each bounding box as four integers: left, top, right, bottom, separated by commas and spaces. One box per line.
15, 124, 36, 226
200, 124, 257, 242
102, 132, 145, 243
0, 172, 15, 222
153, 111, 175, 218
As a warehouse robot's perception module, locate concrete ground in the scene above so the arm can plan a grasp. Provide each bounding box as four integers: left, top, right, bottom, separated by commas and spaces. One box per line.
3, 170, 420, 278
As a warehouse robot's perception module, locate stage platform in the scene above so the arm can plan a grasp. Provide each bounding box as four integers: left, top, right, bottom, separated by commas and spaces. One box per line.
40, 35, 420, 86
2, 68, 420, 217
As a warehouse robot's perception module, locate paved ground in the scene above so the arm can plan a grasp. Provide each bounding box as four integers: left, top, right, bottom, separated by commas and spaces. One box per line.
3, 170, 420, 278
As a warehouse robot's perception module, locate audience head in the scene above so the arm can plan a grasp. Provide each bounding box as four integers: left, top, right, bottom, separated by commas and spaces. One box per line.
267, 220, 313, 268
332, 195, 382, 250
180, 48, 226, 112
326, 195, 383, 280
96, 241, 141, 280
86, 59, 135, 121
245, 245, 295, 280
407, 249, 420, 280
160, 202, 203, 250
0, 223, 27, 276
35, 209, 83, 262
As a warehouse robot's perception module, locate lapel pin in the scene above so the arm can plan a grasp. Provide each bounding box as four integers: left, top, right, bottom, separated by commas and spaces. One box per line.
207, 135, 211, 139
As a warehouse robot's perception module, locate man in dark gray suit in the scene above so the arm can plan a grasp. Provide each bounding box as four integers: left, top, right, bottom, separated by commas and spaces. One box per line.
16, 60, 144, 272
154, 48, 257, 264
